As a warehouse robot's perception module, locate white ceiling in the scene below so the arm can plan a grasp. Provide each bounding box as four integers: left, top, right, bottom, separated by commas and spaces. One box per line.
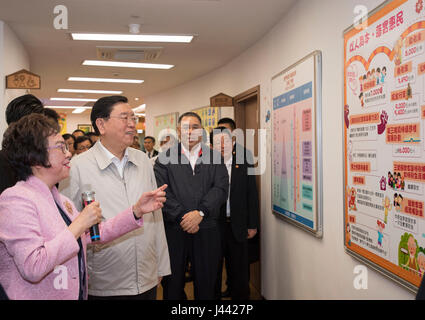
0, 0, 295, 112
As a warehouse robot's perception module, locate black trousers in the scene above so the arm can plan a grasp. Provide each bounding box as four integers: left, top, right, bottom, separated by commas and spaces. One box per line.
88, 286, 157, 300
215, 220, 250, 300
162, 225, 221, 300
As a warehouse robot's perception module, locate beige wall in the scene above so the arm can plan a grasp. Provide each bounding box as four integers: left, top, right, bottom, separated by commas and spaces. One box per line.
0, 21, 30, 145
145, 0, 415, 299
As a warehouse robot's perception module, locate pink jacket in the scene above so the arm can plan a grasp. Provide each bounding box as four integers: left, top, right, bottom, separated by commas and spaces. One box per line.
0, 176, 143, 300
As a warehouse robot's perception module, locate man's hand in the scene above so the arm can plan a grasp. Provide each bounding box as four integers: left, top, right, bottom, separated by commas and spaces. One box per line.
247, 228, 257, 239
133, 184, 167, 218
180, 210, 203, 233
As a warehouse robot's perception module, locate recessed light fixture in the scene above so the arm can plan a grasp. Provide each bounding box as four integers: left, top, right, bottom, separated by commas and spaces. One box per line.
58, 89, 123, 94
72, 33, 193, 43
68, 77, 144, 84
83, 60, 174, 69
50, 98, 98, 102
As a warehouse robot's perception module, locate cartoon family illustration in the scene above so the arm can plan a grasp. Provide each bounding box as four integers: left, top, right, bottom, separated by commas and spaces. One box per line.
358, 66, 387, 107
388, 171, 405, 191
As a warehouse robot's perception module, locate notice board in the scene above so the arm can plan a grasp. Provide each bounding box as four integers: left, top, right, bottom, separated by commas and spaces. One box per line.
344, 0, 425, 291
272, 51, 323, 237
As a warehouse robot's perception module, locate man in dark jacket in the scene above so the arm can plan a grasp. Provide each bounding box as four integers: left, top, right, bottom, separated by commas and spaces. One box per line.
211, 123, 259, 300
154, 112, 228, 300
0, 94, 44, 194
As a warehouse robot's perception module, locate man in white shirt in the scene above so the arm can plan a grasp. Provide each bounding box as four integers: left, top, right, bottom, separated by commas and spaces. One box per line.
154, 112, 229, 300
60, 96, 170, 300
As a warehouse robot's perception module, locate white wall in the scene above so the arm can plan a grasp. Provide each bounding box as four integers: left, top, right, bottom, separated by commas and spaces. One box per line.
61, 110, 92, 134
0, 21, 30, 145
145, 0, 415, 299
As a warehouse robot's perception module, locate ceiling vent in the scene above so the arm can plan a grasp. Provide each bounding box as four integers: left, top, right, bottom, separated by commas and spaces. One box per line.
96, 46, 163, 62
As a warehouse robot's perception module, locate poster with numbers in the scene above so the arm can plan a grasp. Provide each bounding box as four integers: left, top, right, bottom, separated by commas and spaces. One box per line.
344, 0, 425, 291
272, 51, 323, 237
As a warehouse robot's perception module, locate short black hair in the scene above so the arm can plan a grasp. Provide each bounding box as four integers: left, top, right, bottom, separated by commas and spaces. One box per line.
144, 136, 156, 143
72, 129, 85, 136
2, 114, 60, 181
5, 94, 44, 125
217, 117, 236, 131
85, 132, 99, 138
62, 133, 75, 142
43, 108, 60, 124
210, 126, 232, 144
178, 112, 202, 126
74, 136, 92, 151
90, 95, 128, 135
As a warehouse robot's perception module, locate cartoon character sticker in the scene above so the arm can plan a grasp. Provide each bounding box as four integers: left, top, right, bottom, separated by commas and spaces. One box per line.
347, 187, 357, 211
382, 196, 392, 224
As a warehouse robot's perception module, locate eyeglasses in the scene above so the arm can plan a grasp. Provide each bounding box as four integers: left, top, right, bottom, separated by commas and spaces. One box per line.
77, 145, 91, 151
108, 114, 139, 124
48, 142, 69, 154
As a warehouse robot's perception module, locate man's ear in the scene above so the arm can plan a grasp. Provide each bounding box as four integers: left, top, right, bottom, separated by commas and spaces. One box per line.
96, 118, 106, 135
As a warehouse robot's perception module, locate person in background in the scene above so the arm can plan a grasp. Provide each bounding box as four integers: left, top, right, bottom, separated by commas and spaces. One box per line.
216, 117, 259, 299
86, 132, 99, 144
131, 135, 141, 150
211, 125, 259, 300
154, 112, 228, 300
72, 129, 85, 138
60, 95, 170, 300
158, 133, 177, 153
144, 136, 159, 159
0, 94, 44, 195
74, 136, 93, 155
63, 134, 76, 157
0, 114, 167, 300
43, 108, 60, 124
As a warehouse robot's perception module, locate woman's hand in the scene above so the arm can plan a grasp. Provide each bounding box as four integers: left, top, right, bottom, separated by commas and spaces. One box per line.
68, 201, 102, 239
133, 184, 167, 218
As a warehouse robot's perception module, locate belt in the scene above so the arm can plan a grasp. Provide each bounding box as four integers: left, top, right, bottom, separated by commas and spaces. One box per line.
226, 217, 231, 223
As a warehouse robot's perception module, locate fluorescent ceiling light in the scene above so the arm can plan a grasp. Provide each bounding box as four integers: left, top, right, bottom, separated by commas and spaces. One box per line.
133, 104, 146, 113
44, 106, 92, 110
72, 33, 193, 43
83, 60, 174, 69
72, 107, 87, 114
45, 106, 92, 109
68, 77, 144, 84
50, 98, 98, 102
58, 88, 123, 94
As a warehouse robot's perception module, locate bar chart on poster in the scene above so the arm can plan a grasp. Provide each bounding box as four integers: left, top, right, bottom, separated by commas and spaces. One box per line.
344, 0, 425, 291
272, 51, 322, 237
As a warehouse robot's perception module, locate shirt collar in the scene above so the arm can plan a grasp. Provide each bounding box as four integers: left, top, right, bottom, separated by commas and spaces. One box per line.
181, 142, 201, 158
98, 140, 129, 162
94, 140, 131, 170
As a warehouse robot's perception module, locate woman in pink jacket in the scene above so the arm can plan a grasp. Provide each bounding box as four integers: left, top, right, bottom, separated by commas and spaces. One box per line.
0, 114, 167, 300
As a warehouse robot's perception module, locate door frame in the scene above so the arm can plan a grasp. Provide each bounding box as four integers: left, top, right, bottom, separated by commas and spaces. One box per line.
233, 85, 262, 297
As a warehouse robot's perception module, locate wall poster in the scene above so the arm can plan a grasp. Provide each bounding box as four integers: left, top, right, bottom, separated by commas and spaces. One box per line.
272, 51, 323, 237
192, 106, 221, 134
344, 0, 425, 291
153, 112, 178, 143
